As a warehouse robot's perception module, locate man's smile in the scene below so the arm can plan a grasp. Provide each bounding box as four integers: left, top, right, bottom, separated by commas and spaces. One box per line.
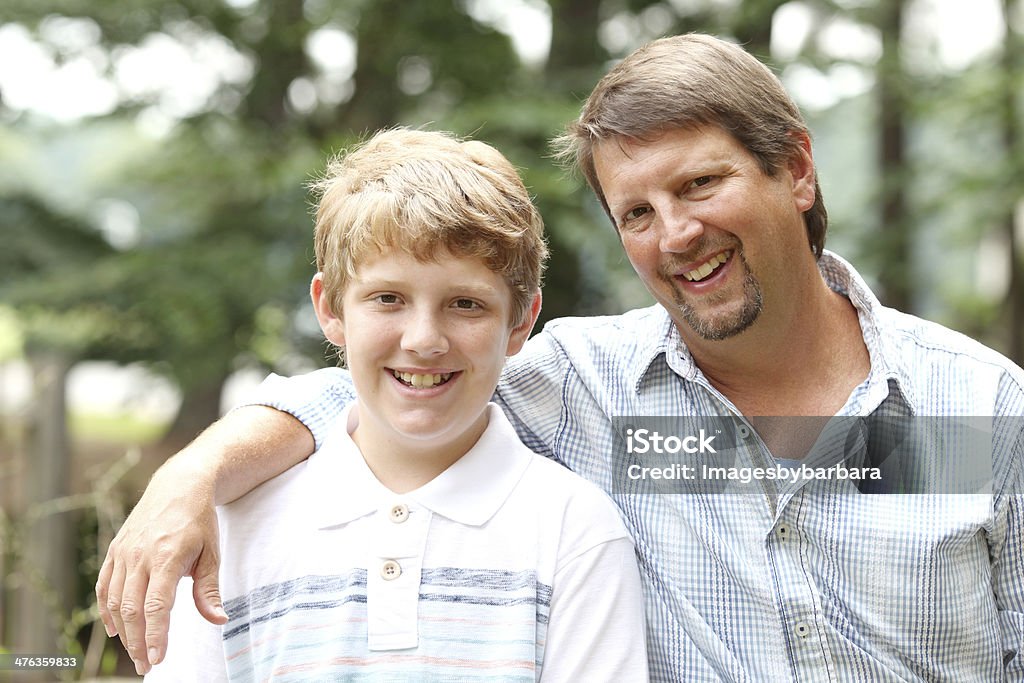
681, 250, 732, 282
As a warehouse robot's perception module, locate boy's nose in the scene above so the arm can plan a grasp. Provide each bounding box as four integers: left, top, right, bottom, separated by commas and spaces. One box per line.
401, 312, 449, 356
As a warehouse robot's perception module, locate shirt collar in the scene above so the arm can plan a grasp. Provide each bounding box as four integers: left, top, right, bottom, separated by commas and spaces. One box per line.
627, 305, 689, 394
632, 250, 917, 413
306, 402, 533, 529
817, 251, 918, 414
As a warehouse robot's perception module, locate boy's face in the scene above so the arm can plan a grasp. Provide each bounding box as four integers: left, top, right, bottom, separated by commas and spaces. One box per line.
312, 248, 539, 462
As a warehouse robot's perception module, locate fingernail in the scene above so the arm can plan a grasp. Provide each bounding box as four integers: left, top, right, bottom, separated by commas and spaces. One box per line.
148, 647, 161, 665
134, 659, 144, 675
103, 621, 115, 637
215, 604, 228, 619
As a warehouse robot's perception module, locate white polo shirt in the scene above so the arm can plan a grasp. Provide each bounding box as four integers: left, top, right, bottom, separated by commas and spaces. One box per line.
149, 403, 648, 681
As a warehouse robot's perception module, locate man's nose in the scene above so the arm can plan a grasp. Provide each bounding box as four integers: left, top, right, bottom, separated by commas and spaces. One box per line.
401, 310, 450, 356
658, 202, 705, 254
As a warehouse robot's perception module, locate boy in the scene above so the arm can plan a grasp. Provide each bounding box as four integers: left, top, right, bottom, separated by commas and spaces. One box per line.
145, 129, 647, 681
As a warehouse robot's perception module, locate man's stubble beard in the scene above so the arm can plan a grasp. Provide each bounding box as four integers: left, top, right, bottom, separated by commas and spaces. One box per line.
671, 252, 764, 341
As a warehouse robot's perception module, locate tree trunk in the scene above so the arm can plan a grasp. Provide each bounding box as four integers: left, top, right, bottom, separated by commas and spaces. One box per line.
546, 0, 605, 91
6, 352, 74, 682
340, 0, 407, 132
153, 377, 226, 457
875, 0, 912, 312
1003, 0, 1024, 364
731, 0, 787, 63
243, 0, 308, 129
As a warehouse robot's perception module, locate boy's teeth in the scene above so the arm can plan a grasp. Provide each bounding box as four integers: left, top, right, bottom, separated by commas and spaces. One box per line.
683, 251, 730, 282
394, 371, 453, 388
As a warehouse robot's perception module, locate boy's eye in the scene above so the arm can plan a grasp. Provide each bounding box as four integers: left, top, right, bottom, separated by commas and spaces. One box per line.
375, 294, 399, 304
453, 298, 481, 310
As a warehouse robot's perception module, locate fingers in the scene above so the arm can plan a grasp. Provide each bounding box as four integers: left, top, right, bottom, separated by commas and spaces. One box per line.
95, 552, 117, 637
192, 545, 228, 625
120, 546, 153, 675
103, 557, 129, 653
142, 563, 186, 667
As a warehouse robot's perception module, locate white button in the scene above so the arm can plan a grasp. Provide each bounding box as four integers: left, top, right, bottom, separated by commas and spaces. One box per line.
776, 523, 790, 540
380, 560, 402, 581
737, 424, 751, 439
389, 503, 409, 523
794, 621, 811, 639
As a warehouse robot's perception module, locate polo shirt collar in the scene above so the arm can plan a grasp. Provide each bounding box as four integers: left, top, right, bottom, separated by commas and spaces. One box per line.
307, 402, 532, 529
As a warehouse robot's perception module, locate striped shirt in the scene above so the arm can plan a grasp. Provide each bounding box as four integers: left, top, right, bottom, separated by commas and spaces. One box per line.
252, 251, 1024, 682
147, 404, 648, 682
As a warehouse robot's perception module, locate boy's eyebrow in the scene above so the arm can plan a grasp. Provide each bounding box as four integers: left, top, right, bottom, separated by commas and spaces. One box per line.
444, 282, 504, 296
354, 278, 503, 296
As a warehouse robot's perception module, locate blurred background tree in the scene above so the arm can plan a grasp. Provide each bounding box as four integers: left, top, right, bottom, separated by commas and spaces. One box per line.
0, 0, 1021, 678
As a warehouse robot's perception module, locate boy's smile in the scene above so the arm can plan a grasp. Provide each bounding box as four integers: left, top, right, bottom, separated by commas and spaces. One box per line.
390, 369, 454, 389
312, 248, 539, 490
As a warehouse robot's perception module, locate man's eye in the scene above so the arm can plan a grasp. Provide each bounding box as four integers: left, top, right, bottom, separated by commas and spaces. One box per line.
624, 206, 650, 222
691, 175, 714, 188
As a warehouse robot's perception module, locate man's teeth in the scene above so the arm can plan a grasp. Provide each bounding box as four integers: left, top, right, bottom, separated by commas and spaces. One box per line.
683, 252, 730, 282
393, 371, 453, 388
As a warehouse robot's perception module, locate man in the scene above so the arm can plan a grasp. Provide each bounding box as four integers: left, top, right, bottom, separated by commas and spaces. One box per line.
98, 34, 1024, 681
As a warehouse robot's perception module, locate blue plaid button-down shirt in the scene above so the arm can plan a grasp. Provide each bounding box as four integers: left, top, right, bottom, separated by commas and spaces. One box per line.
252, 251, 1024, 682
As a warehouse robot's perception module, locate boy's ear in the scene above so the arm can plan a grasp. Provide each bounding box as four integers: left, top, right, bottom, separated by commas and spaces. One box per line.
311, 273, 345, 347
506, 290, 542, 357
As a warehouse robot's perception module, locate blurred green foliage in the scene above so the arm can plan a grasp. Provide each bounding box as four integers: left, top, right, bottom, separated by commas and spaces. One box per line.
1, 0, 1022, 437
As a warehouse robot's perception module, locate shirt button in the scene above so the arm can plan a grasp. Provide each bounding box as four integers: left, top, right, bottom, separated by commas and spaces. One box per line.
380, 560, 402, 581
389, 503, 409, 523
794, 621, 811, 639
776, 523, 791, 540
736, 424, 751, 439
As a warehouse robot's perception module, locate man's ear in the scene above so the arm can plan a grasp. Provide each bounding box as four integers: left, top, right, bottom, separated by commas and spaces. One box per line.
506, 290, 542, 357
787, 132, 817, 213
311, 273, 345, 347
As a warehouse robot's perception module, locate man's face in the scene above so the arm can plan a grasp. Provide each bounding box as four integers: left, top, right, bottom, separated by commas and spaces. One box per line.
593, 125, 817, 342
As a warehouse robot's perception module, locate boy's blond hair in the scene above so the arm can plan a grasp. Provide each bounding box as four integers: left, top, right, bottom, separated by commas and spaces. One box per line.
312, 128, 548, 326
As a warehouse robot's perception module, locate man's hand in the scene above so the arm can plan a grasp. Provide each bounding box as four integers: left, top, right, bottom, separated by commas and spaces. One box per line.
94, 404, 316, 675
95, 456, 227, 676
